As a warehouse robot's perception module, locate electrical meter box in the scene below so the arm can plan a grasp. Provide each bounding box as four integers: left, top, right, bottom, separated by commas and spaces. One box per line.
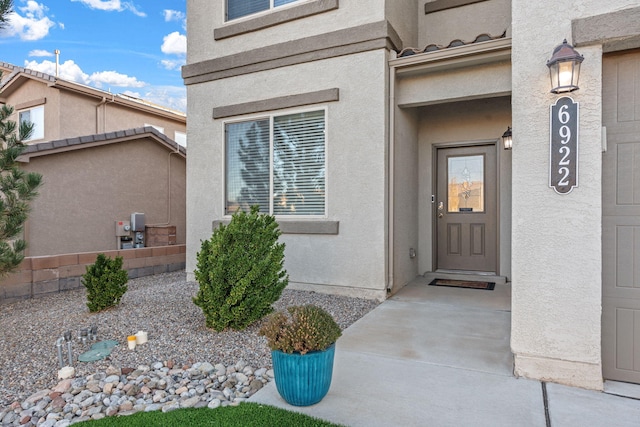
131, 213, 145, 232
115, 220, 131, 237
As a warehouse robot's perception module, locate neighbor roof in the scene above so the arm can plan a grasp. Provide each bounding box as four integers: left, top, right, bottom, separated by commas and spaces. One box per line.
0, 61, 185, 121
18, 126, 186, 162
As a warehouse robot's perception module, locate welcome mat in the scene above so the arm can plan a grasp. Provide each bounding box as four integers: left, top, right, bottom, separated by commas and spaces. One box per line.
429, 279, 495, 291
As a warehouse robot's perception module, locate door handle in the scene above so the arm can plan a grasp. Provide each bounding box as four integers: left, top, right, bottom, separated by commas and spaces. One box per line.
437, 202, 444, 218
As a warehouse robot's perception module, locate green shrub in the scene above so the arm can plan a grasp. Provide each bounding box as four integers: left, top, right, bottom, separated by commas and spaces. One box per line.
193, 206, 288, 331
82, 253, 128, 312
260, 305, 342, 355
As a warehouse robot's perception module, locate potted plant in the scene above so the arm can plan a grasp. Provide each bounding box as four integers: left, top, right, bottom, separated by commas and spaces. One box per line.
259, 304, 342, 406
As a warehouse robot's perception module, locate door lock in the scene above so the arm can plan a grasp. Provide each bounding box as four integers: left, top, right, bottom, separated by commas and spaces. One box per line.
437, 202, 444, 218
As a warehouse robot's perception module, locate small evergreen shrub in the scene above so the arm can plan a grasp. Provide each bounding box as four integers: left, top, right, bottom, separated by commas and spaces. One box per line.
82, 253, 128, 312
193, 206, 289, 332
260, 305, 342, 355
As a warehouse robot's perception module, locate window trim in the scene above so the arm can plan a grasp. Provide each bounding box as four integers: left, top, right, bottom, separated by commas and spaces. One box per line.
216, 0, 338, 40
223, 105, 329, 219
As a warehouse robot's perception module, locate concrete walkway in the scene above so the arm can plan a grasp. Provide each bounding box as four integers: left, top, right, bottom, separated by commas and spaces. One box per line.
251, 277, 640, 426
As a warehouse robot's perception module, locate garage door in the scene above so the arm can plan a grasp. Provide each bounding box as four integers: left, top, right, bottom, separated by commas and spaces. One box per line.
602, 49, 640, 384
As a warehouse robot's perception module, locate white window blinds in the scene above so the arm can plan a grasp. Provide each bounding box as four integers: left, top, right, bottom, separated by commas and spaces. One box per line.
226, 119, 270, 214
273, 111, 325, 215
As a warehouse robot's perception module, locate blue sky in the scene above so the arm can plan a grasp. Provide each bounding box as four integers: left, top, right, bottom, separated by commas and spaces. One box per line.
0, 0, 187, 112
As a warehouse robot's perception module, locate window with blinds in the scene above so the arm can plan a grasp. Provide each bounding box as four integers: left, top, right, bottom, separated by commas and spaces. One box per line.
225, 110, 326, 216
226, 0, 298, 21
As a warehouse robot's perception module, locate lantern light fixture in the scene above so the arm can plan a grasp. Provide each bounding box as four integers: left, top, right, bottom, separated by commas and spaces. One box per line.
502, 126, 512, 150
547, 39, 584, 94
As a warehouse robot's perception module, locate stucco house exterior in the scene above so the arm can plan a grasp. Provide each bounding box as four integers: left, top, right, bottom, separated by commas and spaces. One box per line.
183, 1, 640, 390
0, 63, 188, 305
0, 62, 187, 256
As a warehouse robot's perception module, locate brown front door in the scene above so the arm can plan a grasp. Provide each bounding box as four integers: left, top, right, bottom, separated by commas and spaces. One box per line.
602, 50, 640, 384
436, 144, 497, 272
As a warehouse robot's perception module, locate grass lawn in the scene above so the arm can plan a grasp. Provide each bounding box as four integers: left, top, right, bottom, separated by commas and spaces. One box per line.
73, 402, 346, 426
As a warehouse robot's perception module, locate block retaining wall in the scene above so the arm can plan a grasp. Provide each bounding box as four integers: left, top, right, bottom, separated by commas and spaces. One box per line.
0, 244, 186, 305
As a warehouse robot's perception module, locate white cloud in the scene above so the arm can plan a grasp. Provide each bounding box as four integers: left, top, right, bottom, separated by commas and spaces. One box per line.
23, 59, 91, 84
160, 59, 184, 71
70, 0, 146, 17
23, 59, 145, 89
161, 31, 186, 56
1, 1, 56, 40
139, 86, 186, 113
163, 10, 185, 22
22, 60, 184, 112
89, 70, 146, 88
28, 49, 54, 57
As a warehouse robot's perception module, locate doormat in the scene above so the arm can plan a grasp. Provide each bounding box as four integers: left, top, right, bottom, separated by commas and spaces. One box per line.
429, 279, 495, 291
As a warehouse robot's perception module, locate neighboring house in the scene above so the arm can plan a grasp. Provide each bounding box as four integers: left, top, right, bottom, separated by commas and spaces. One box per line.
183, 0, 640, 391
18, 128, 186, 256
0, 62, 187, 256
0, 62, 187, 147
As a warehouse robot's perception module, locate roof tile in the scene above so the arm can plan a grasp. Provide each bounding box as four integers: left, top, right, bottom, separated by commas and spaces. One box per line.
398, 31, 507, 58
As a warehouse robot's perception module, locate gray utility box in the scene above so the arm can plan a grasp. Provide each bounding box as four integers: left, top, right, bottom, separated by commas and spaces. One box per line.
131, 213, 145, 232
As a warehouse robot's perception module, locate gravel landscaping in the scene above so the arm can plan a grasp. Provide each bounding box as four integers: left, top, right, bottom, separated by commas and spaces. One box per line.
0, 271, 379, 409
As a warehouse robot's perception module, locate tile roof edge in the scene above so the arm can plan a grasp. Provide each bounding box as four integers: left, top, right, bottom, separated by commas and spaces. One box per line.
398, 31, 507, 58
20, 127, 187, 157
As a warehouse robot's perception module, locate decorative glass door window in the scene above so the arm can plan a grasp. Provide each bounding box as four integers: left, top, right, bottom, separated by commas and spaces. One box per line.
447, 155, 485, 212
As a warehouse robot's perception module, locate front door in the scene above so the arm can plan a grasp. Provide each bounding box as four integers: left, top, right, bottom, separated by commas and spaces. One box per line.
436, 144, 497, 272
602, 50, 640, 384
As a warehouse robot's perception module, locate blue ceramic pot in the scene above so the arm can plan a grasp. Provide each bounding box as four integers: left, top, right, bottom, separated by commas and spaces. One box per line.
271, 343, 336, 406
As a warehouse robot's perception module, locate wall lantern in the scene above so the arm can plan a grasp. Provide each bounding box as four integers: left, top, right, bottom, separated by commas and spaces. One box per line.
502, 126, 512, 150
546, 39, 584, 94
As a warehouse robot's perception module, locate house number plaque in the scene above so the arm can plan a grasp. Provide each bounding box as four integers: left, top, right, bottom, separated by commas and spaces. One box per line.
549, 96, 579, 194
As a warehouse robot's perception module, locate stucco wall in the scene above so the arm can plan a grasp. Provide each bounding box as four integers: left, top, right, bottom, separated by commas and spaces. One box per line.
186, 49, 389, 299
188, 0, 386, 62
22, 138, 186, 256
419, 0, 511, 47
392, 107, 420, 291
5, 78, 185, 144
8, 79, 61, 143
509, 1, 629, 390
385, 0, 419, 49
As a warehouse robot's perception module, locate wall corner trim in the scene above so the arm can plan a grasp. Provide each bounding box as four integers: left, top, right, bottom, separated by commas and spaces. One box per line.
572, 6, 640, 52
212, 88, 339, 119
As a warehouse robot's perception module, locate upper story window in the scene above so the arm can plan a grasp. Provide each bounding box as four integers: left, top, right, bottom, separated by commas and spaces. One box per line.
226, 0, 299, 21
174, 131, 187, 147
18, 105, 44, 142
225, 109, 326, 216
